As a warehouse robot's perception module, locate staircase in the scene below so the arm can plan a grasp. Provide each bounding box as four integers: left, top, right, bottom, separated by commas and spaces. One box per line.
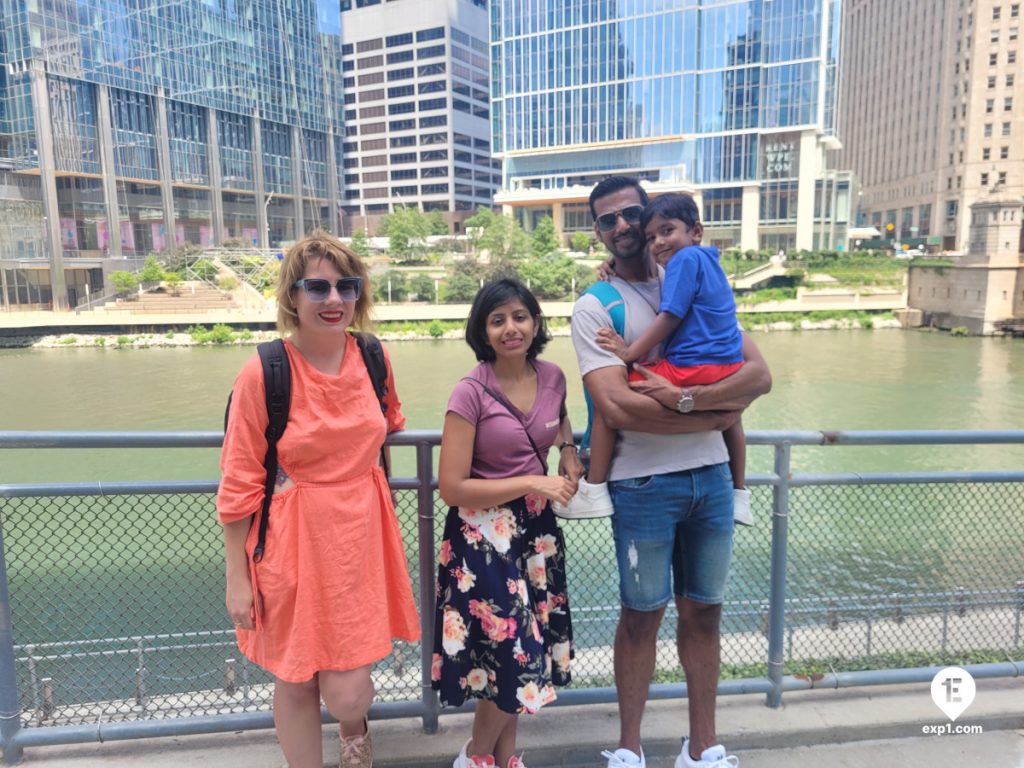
99, 282, 236, 314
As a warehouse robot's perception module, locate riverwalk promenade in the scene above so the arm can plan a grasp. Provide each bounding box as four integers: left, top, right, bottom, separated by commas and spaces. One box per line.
19, 680, 1024, 767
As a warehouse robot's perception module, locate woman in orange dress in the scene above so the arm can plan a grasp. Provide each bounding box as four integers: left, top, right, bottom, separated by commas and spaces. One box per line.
217, 233, 419, 768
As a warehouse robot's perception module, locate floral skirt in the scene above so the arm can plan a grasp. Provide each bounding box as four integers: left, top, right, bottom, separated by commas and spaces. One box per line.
431, 493, 573, 715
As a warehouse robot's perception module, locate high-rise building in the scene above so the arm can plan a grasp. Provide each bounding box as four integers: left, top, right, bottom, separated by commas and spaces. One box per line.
489, 0, 851, 253
838, 0, 1023, 252
337, 0, 498, 236
0, 0, 345, 310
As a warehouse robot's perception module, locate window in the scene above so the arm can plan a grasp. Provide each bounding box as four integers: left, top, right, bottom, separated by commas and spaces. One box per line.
362, 155, 387, 167
359, 105, 385, 118
1013, 3, 1020, 17
419, 97, 446, 111
362, 122, 385, 134
390, 135, 416, 148
421, 149, 448, 162
420, 115, 447, 128
983, 147, 991, 160
356, 38, 382, 53
1009, 74, 1017, 86
1011, 27, 1020, 40
343, 77, 355, 88
419, 80, 446, 94
984, 123, 993, 137
988, 76, 997, 88
389, 118, 415, 131
387, 50, 414, 65
1006, 97, 1014, 110
1010, 50, 1018, 62
362, 171, 387, 183
391, 169, 416, 180
997, 171, 1008, 184
1003, 122, 1012, 135
390, 152, 416, 164
419, 62, 446, 77
388, 101, 415, 115
387, 85, 414, 98
420, 131, 446, 145
981, 172, 990, 185
345, 109, 356, 121
388, 68, 414, 81
1001, 145, 1010, 158
421, 183, 449, 195
986, 98, 995, 113
416, 26, 445, 42
358, 55, 383, 69
421, 166, 447, 178
991, 29, 1000, 42
994, 6, 1002, 18
344, 174, 359, 185
391, 186, 417, 197
418, 44, 445, 59
359, 89, 384, 103
386, 32, 413, 47
946, 200, 958, 219
990, 52, 999, 65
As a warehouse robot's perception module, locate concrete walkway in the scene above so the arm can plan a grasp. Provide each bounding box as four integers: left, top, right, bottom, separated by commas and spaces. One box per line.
15, 679, 1024, 767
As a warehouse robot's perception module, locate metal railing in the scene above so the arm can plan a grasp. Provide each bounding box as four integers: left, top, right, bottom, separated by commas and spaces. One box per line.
0, 429, 1022, 763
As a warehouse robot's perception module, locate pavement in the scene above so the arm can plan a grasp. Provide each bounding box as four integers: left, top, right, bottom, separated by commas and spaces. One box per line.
14, 679, 1024, 767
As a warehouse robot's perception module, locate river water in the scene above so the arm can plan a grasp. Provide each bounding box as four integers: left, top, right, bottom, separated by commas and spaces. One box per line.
2, 329, 1021, 481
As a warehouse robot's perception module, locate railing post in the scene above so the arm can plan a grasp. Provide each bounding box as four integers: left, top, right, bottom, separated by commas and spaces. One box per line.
766, 441, 791, 708
415, 441, 440, 733
0, 517, 24, 764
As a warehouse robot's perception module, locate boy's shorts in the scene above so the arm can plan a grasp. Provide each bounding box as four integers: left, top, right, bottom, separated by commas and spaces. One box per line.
608, 462, 735, 610
628, 359, 744, 386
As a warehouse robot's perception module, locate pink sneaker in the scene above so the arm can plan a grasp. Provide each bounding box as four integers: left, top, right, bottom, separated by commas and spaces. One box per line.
339, 721, 372, 768
453, 739, 496, 768
507, 755, 527, 768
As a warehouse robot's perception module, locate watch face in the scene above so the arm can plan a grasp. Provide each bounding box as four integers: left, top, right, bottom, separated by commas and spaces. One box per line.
677, 394, 694, 413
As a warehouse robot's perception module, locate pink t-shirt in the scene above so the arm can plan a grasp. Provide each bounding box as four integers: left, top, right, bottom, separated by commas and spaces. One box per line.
447, 359, 566, 480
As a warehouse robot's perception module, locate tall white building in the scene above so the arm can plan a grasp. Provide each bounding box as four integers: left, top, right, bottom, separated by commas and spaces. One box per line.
338, 0, 499, 236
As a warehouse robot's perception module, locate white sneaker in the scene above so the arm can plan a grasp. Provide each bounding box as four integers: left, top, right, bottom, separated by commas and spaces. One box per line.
553, 478, 614, 520
601, 747, 645, 768
733, 488, 753, 527
675, 738, 738, 768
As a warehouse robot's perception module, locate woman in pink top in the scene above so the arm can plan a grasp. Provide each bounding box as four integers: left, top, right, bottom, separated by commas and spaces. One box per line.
433, 279, 584, 768
218, 233, 419, 768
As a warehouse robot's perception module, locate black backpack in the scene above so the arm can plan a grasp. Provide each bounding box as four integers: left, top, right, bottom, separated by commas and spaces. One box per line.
224, 332, 390, 562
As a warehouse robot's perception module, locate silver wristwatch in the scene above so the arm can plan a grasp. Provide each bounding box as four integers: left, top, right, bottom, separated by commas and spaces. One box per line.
676, 389, 695, 413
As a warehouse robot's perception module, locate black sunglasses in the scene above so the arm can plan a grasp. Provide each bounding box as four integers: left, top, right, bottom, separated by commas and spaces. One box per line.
292, 277, 363, 302
595, 205, 644, 232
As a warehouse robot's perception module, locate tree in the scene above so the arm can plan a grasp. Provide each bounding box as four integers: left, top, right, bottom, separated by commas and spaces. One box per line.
163, 271, 183, 296
518, 253, 577, 299
373, 270, 409, 303
465, 208, 529, 267
410, 273, 436, 302
350, 229, 371, 258
140, 255, 164, 284
378, 206, 431, 262
443, 257, 487, 303
570, 230, 592, 253
530, 215, 560, 259
427, 210, 449, 236
110, 270, 139, 296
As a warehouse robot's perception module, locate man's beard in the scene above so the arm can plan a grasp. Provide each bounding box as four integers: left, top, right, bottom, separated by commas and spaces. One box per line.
609, 228, 643, 261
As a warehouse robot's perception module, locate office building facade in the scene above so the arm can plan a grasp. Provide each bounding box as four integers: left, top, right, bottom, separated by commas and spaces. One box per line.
489, 0, 851, 253
1, 0, 345, 309
337, 0, 498, 236
839, 0, 1024, 252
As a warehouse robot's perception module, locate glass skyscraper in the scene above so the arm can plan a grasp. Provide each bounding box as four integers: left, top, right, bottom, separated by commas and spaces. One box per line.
0, 0, 345, 309
489, 0, 852, 253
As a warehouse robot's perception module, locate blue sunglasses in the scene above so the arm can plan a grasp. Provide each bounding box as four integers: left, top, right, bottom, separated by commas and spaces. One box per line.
293, 277, 363, 302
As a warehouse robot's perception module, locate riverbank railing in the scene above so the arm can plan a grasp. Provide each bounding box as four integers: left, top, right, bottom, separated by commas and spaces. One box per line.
0, 430, 1022, 763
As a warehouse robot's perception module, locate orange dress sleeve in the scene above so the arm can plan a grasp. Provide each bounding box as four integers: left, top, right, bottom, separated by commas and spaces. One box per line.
381, 342, 406, 434
217, 354, 271, 525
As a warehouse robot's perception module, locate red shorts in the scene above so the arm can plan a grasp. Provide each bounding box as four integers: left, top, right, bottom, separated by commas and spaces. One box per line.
628, 359, 744, 386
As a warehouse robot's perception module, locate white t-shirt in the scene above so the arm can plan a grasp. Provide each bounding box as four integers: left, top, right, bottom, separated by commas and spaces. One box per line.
570, 274, 729, 482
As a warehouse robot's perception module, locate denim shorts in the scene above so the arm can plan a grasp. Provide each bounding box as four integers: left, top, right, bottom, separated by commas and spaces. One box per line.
608, 462, 734, 610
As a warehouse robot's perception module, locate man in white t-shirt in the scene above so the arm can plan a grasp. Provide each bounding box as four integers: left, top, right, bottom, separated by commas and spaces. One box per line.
571, 176, 772, 768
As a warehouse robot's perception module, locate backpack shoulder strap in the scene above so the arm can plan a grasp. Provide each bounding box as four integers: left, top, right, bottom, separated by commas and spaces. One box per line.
583, 281, 626, 336
352, 331, 389, 415
352, 331, 391, 477
252, 338, 290, 562
579, 282, 626, 452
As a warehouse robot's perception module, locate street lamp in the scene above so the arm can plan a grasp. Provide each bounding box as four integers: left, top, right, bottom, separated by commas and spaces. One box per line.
263, 192, 274, 250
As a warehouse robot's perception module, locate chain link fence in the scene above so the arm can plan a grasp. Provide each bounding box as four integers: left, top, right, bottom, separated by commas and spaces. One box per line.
1, 430, 1022, 755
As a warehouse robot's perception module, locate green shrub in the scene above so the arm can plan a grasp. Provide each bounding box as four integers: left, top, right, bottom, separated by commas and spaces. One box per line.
218, 275, 239, 292
110, 270, 139, 295
191, 259, 218, 281
163, 271, 183, 295
94, 336, 106, 347
60, 336, 77, 345
116, 335, 132, 347
208, 324, 235, 344
427, 320, 445, 338
140, 256, 164, 284
164, 331, 175, 339
569, 230, 592, 253
950, 326, 970, 337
